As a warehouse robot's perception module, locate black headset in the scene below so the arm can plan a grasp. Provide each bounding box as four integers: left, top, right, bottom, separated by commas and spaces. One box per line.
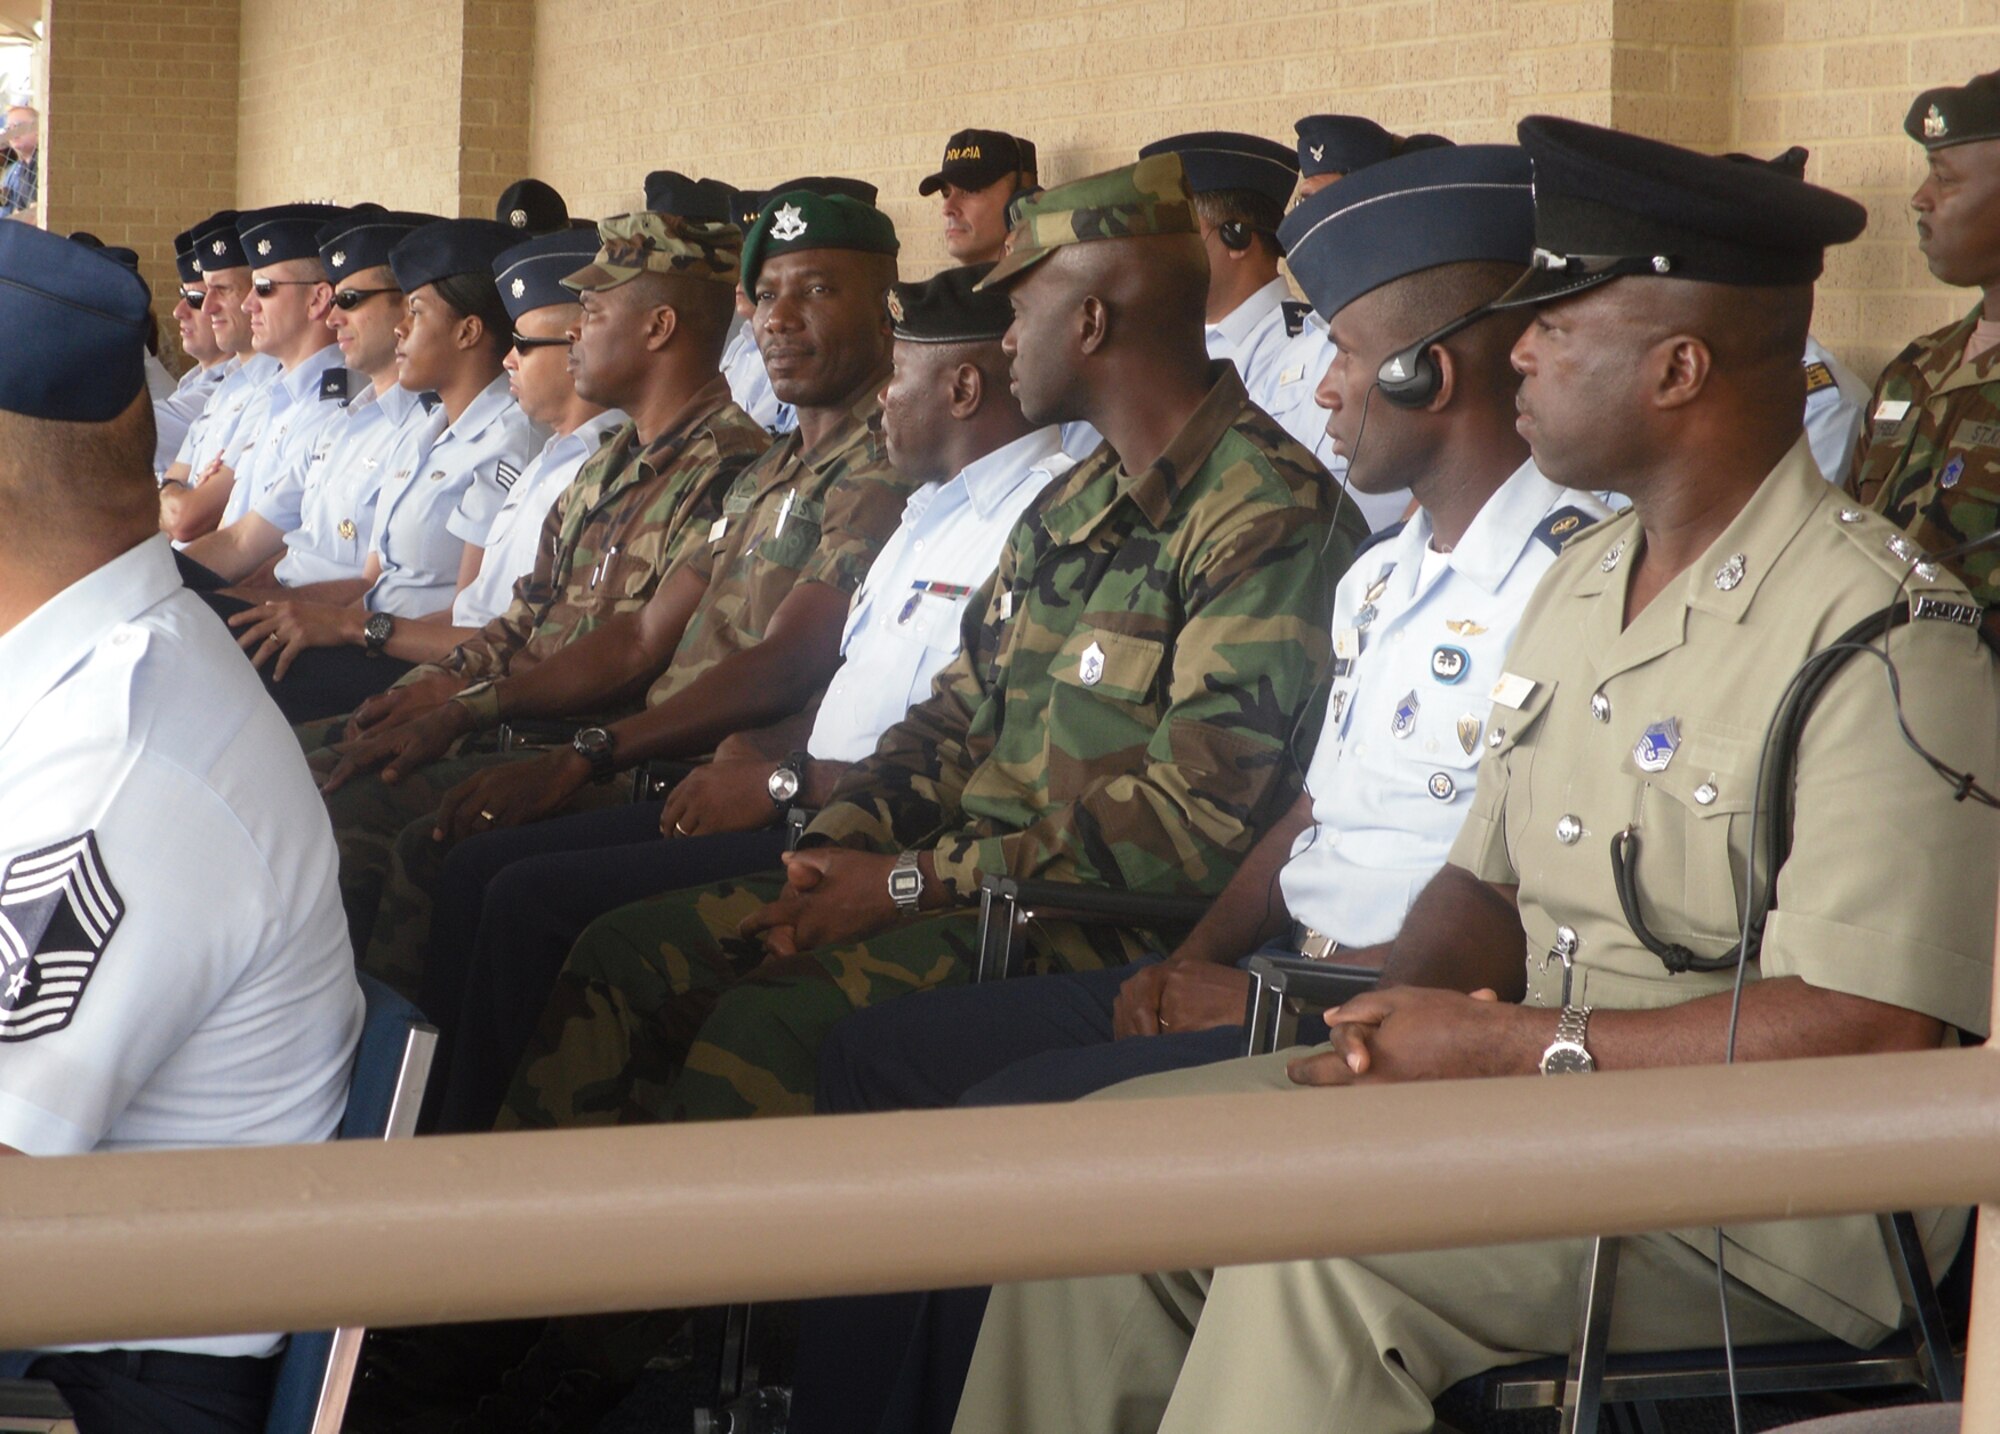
1374, 300, 1502, 408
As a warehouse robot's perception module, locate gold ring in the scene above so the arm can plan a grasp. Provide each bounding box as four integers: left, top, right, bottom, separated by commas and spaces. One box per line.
673, 821, 690, 835
479, 809, 497, 823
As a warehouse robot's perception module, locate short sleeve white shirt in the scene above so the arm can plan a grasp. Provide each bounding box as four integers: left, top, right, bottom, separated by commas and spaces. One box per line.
274, 379, 432, 589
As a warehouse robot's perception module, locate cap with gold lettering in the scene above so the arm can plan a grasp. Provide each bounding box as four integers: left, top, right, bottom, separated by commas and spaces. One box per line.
919, 129, 1037, 196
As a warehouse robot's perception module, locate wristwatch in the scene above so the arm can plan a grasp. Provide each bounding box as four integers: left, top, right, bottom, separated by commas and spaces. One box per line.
1539, 1004, 1596, 1075
887, 850, 924, 913
571, 725, 616, 782
362, 611, 395, 657
766, 750, 811, 810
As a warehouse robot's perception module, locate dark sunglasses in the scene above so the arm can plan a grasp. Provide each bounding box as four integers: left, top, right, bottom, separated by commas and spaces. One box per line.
512, 333, 572, 351
332, 285, 401, 311
176, 286, 206, 306
252, 276, 327, 298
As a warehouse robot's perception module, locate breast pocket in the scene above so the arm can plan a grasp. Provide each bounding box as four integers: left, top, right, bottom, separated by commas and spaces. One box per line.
1046, 627, 1165, 768
756, 495, 824, 571
1488, 679, 1557, 858
898, 596, 970, 710
1633, 722, 1760, 944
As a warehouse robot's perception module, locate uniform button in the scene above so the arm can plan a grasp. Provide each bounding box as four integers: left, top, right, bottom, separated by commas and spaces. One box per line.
110, 630, 132, 646
1555, 814, 1583, 845
1352, 743, 1366, 758
1590, 691, 1611, 723
1423, 738, 1438, 754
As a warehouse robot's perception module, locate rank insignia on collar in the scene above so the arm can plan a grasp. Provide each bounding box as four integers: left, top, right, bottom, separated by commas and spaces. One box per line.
0, 833, 124, 1041
1391, 690, 1420, 738
770, 203, 808, 241
1713, 552, 1746, 591
1456, 713, 1482, 755
1445, 618, 1486, 637
1079, 640, 1106, 687
1599, 538, 1627, 573
1633, 716, 1681, 774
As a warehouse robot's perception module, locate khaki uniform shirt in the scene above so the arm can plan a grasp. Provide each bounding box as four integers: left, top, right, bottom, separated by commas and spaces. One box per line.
1848, 305, 2000, 617
809, 364, 1368, 904
1452, 437, 2000, 1344
646, 385, 916, 707
430, 379, 770, 724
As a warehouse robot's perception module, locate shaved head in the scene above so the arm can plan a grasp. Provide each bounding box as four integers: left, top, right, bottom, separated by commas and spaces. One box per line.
0, 391, 157, 571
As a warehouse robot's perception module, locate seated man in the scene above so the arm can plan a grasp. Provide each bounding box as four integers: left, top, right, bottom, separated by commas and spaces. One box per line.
951, 116, 2000, 1434
1850, 67, 2000, 619
0, 227, 361, 1434
921, 127, 1038, 267
323, 189, 910, 997
420, 261, 1073, 1134
153, 225, 232, 474
783, 141, 1612, 1434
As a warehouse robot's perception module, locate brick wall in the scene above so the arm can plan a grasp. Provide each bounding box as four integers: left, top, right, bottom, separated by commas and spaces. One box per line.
43, 0, 240, 373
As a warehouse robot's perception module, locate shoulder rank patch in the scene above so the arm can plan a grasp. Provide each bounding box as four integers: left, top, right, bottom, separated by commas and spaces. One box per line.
1803, 360, 1835, 395
1533, 505, 1597, 553
0, 832, 124, 1042
318, 368, 350, 403
1352, 519, 1405, 560
495, 460, 521, 492
1281, 300, 1313, 338
1911, 595, 1983, 626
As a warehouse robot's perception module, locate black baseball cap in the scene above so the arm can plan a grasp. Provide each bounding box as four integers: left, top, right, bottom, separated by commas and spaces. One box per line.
919, 129, 1037, 196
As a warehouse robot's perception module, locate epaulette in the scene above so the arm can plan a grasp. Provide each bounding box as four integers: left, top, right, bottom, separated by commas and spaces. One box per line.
1533, 505, 1600, 553
318, 368, 350, 403
1352, 519, 1404, 560
1803, 360, 1835, 395
1281, 300, 1313, 338
419, 391, 442, 412
1827, 502, 1966, 595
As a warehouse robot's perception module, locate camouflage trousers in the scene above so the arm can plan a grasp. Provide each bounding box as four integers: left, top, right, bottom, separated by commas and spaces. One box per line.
498, 880, 1152, 1131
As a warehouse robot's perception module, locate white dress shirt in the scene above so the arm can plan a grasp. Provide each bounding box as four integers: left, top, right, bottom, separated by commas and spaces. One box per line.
153, 360, 229, 476
809, 427, 1072, 762
174, 352, 280, 478
221, 342, 349, 528
1277, 461, 1612, 944
274, 379, 432, 588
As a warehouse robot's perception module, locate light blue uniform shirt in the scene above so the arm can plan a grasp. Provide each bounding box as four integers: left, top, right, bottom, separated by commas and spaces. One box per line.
364, 374, 544, 618
451, 409, 628, 628
273, 379, 432, 589
1276, 462, 1612, 944
808, 426, 1072, 763
152, 361, 229, 476
222, 343, 348, 529
1803, 334, 1868, 487
720, 323, 796, 435
174, 352, 280, 478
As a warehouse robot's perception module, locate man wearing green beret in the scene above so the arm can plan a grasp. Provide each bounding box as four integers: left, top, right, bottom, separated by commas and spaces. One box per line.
1849, 69, 2000, 621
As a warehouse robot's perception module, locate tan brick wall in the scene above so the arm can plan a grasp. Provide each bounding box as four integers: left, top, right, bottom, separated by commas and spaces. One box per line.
42, 0, 240, 373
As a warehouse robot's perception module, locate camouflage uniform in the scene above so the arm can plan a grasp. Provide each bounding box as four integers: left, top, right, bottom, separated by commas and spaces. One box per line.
1847, 304, 2000, 616
499, 359, 1364, 1131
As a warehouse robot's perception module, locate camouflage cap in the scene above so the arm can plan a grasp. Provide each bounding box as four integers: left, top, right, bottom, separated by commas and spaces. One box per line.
562, 209, 742, 293
975, 152, 1196, 291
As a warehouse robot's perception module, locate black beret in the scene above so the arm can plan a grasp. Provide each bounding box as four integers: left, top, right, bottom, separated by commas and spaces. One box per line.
1278, 144, 1534, 322
886, 262, 1010, 343
190, 209, 245, 273
319, 207, 439, 280
390, 218, 520, 294
767, 174, 879, 207
643, 170, 739, 224
1501, 115, 1868, 308
919, 130, 1038, 197
1907, 71, 2000, 150
0, 226, 150, 421
733, 188, 768, 232
496, 178, 569, 235
238, 203, 345, 267
495, 228, 600, 320
172, 228, 202, 285
1139, 131, 1299, 209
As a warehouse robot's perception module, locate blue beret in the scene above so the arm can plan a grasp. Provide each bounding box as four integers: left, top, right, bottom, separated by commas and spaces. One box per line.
0, 226, 151, 421
390, 218, 519, 294
1501, 115, 1868, 308
644, 170, 738, 224
1278, 144, 1534, 322
494, 228, 599, 320
172, 229, 202, 285
238, 203, 345, 267
1139, 131, 1298, 209
190, 209, 245, 273
319, 207, 438, 281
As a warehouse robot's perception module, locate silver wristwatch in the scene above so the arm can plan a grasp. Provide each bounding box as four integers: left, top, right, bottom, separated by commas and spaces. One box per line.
1539, 1004, 1595, 1075
887, 850, 924, 912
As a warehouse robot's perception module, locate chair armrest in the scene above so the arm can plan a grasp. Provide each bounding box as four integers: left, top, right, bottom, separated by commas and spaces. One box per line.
494, 719, 583, 753
1241, 954, 1381, 1056
977, 874, 1212, 929
0, 1377, 79, 1431
784, 807, 814, 852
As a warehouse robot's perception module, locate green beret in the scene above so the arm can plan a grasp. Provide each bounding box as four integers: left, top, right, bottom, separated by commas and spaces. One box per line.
976, 153, 1196, 291
1906, 70, 2000, 151
740, 190, 899, 289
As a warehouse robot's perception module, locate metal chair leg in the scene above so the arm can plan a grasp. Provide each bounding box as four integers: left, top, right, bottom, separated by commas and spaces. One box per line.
1559, 1234, 1621, 1434
1881, 1211, 1963, 1402
716, 1302, 752, 1404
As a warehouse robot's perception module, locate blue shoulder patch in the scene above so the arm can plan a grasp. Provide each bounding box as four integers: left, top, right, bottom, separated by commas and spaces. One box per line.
1281, 300, 1313, 338
318, 368, 350, 402
1352, 519, 1405, 560
1533, 505, 1596, 553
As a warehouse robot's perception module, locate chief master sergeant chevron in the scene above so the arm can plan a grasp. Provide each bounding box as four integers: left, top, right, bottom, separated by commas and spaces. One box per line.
0, 225, 360, 1434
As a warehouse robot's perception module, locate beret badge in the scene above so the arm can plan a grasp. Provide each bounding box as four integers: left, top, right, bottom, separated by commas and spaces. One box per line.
770, 204, 808, 241
1925, 104, 1949, 139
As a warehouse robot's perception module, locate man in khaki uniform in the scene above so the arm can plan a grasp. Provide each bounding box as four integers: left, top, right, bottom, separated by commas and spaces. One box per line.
952, 116, 2000, 1434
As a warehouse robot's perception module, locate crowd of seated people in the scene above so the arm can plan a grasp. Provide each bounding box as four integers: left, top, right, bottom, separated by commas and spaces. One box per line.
0, 68, 1998, 1434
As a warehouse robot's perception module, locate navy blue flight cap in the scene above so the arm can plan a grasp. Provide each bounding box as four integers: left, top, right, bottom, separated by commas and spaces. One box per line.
190, 209, 245, 273
494, 228, 600, 321
644, 170, 738, 224
1139, 131, 1299, 209
1294, 115, 1397, 178
1278, 144, 1534, 322
1500, 116, 1868, 308
496, 178, 569, 234
0, 226, 151, 422
172, 228, 202, 285
238, 203, 344, 267
390, 218, 520, 294
67, 232, 141, 272
319, 207, 437, 280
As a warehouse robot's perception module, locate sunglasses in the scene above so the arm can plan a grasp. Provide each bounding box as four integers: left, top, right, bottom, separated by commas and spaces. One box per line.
252, 276, 327, 298
332, 285, 401, 311
177, 286, 206, 306
512, 333, 572, 351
